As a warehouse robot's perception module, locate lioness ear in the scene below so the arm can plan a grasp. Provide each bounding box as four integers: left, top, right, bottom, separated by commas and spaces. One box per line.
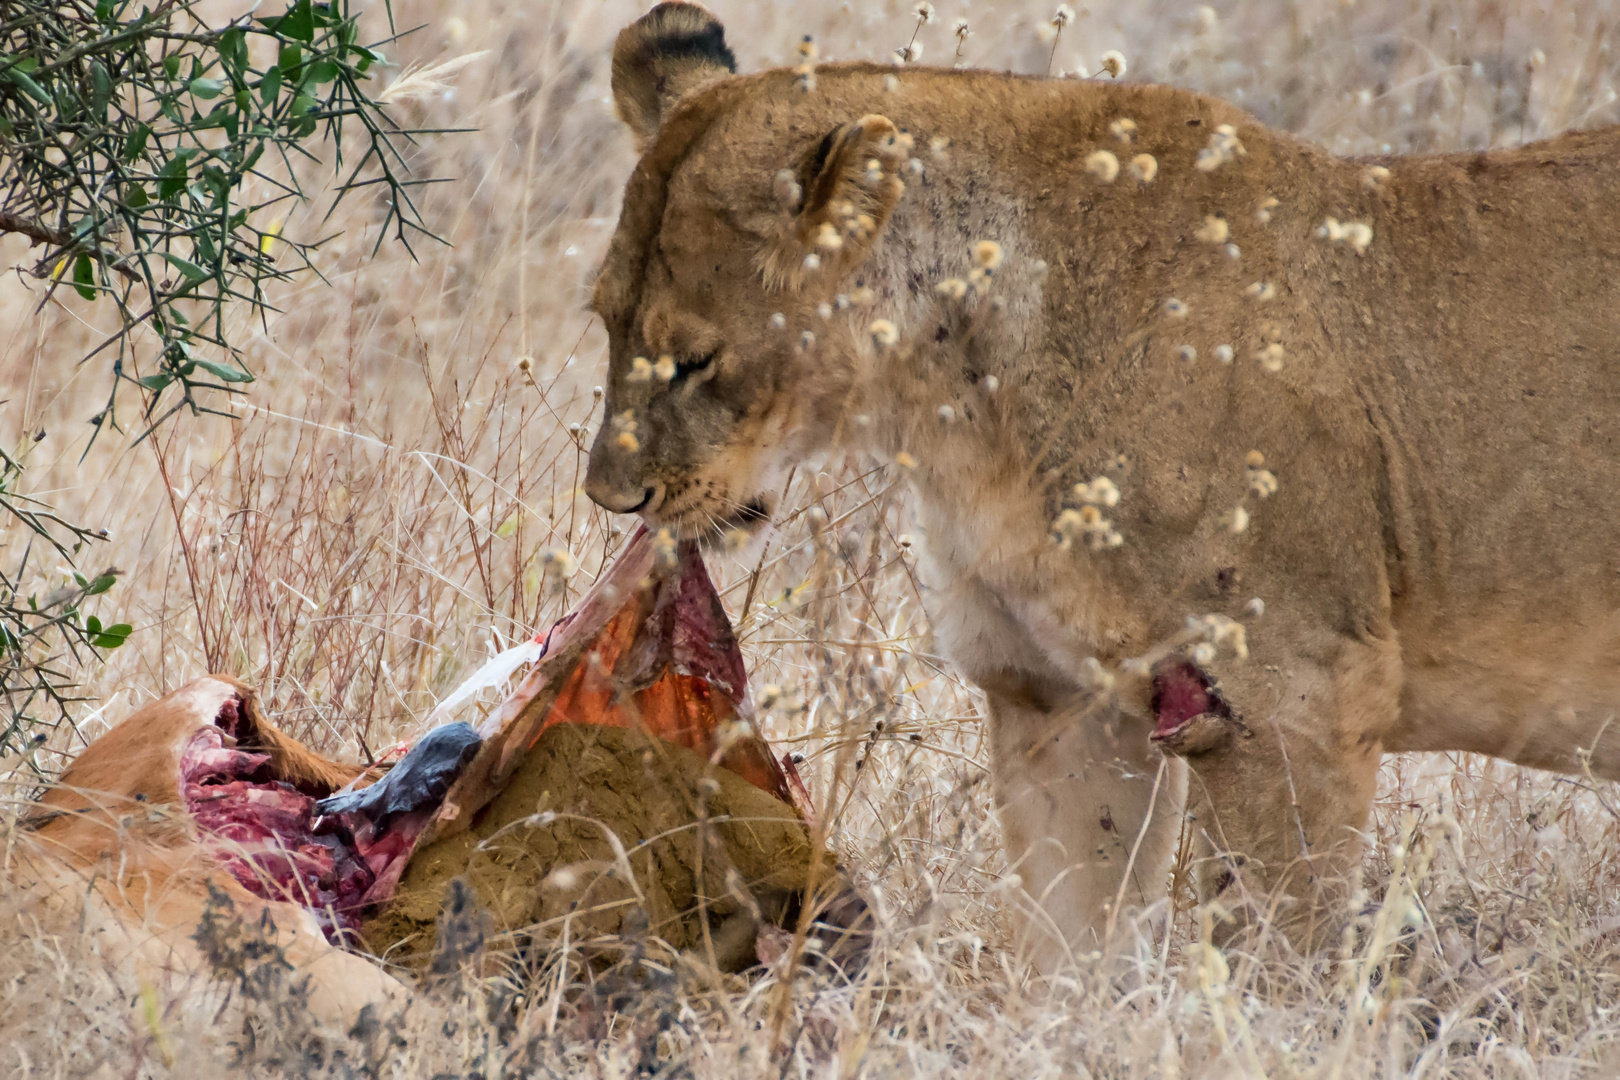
611, 3, 737, 149
766, 115, 909, 289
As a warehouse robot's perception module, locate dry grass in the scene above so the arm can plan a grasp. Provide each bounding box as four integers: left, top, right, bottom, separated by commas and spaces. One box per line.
4, 0, 1620, 1075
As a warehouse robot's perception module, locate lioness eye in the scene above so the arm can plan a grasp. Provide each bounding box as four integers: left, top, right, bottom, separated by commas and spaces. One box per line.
674, 352, 716, 381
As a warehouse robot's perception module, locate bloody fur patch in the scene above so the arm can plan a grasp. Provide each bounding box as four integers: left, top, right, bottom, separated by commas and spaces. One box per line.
1149, 658, 1239, 755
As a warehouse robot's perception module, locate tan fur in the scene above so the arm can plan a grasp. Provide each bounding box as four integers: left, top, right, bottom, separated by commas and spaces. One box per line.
587, 3, 1620, 964
18, 677, 402, 1024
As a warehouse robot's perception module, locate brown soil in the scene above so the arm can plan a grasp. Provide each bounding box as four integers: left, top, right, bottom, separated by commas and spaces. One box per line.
361, 723, 817, 971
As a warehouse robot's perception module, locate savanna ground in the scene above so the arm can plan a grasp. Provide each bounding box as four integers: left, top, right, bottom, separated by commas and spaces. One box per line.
4, 0, 1620, 1075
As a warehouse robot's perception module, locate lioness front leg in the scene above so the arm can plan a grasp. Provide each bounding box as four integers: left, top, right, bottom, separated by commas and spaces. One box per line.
984, 676, 1187, 972
1159, 633, 1400, 949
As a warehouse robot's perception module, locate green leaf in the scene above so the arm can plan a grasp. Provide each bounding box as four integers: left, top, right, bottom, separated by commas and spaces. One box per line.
194, 359, 254, 383
90, 61, 113, 114
163, 53, 182, 81
72, 254, 97, 301
138, 372, 174, 391
86, 615, 102, 634
85, 573, 117, 596
188, 77, 225, 99
91, 624, 133, 649
158, 156, 189, 199
220, 28, 248, 74
304, 59, 339, 85
281, 0, 316, 43
126, 185, 149, 208
161, 253, 210, 282
5, 69, 53, 106
278, 43, 303, 77
258, 64, 283, 104
124, 123, 149, 161
95, 0, 115, 22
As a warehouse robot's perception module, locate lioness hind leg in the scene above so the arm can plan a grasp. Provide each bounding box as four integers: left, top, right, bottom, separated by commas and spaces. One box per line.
1170, 637, 1399, 950
985, 680, 1187, 973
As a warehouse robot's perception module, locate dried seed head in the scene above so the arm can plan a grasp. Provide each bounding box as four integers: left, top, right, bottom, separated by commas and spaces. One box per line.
1179, 344, 1198, 363
774, 168, 802, 210
653, 354, 676, 382
1086, 149, 1120, 183
1256, 195, 1279, 223
592, 385, 603, 400
930, 135, 951, 157
803, 253, 822, 272
914, 1, 935, 22
935, 277, 969, 299
1229, 505, 1250, 533
1528, 47, 1546, 70
870, 319, 900, 347
1080, 657, 1115, 692
1075, 475, 1121, 506
1256, 342, 1285, 371
768, 312, 787, 330
539, 546, 579, 579
1196, 5, 1217, 30
850, 285, 876, 306
1244, 450, 1265, 468
652, 527, 678, 569
1099, 50, 1127, 78
884, 73, 900, 92
815, 222, 843, 250
1244, 596, 1265, 617
1192, 641, 1216, 665
1214, 344, 1234, 363
1224, 242, 1241, 260
895, 450, 918, 468
1247, 467, 1279, 498
1244, 280, 1276, 302
937, 404, 956, 423
615, 430, 640, 452
1128, 153, 1158, 182
984, 374, 1000, 393
628, 356, 653, 382
1163, 297, 1189, 318
797, 36, 818, 61
972, 240, 1003, 269
1195, 215, 1230, 244
1110, 118, 1138, 142
516, 355, 533, 373
1052, 4, 1075, 28
817, 301, 833, 319
799, 329, 815, 350
895, 42, 924, 64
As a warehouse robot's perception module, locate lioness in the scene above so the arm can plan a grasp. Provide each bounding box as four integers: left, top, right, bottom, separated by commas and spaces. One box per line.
585, 2, 1620, 964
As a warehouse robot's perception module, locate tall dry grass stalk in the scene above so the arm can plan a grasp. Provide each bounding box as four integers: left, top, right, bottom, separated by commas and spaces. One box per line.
3, 0, 1620, 1075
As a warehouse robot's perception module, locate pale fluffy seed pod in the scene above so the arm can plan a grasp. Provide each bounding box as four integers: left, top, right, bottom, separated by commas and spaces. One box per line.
870, 319, 900, 347
1163, 297, 1189, 318
935, 277, 969, 299
972, 240, 1003, 269
1256, 343, 1285, 371
1085, 149, 1120, 183
652, 355, 676, 381
1109, 118, 1137, 143
627, 356, 653, 382
1099, 50, 1127, 78
1244, 281, 1276, 302
1214, 344, 1234, 363
1195, 215, 1229, 244
1127, 153, 1157, 182
774, 168, 802, 210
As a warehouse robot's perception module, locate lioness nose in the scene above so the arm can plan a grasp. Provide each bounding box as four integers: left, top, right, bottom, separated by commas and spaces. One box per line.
586, 478, 655, 514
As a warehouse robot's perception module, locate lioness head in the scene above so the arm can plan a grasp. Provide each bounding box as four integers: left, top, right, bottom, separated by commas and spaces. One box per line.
585, 3, 910, 540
